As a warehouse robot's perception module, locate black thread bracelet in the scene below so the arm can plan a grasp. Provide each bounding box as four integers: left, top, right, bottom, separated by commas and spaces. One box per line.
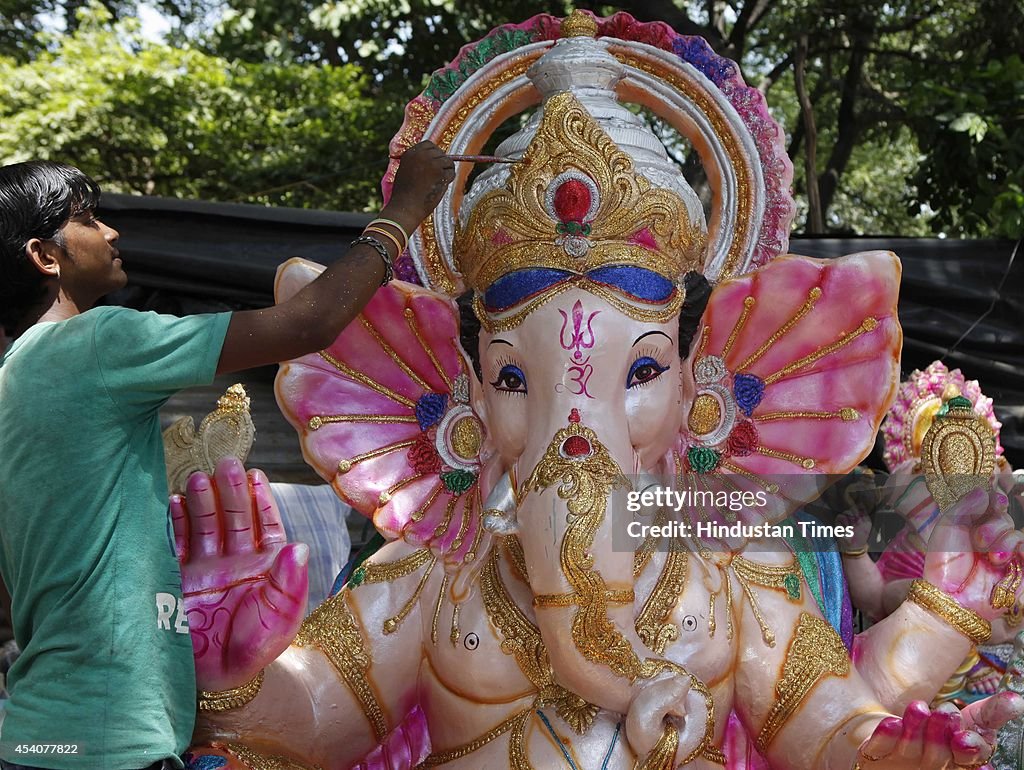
351, 234, 394, 285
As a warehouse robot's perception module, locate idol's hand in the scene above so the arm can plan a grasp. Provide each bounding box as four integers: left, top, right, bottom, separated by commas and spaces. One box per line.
923, 488, 1024, 623
836, 507, 873, 554
856, 695, 1024, 768
625, 673, 710, 764
173, 456, 308, 692
383, 140, 456, 233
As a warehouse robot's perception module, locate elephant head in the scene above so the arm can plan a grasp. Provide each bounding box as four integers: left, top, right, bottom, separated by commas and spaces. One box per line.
275, 15, 901, 758
445, 50, 712, 718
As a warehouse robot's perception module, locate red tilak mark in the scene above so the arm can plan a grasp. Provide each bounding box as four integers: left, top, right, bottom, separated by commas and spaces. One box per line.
562, 435, 592, 457
568, 408, 581, 423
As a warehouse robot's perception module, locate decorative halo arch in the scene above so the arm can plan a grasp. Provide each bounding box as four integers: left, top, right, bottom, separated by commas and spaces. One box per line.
383, 11, 795, 294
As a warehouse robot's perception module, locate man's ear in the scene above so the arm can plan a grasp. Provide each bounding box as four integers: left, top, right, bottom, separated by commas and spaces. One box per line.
25, 238, 60, 278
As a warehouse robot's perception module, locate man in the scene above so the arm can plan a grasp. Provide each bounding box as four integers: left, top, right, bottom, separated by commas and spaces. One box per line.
0, 145, 454, 770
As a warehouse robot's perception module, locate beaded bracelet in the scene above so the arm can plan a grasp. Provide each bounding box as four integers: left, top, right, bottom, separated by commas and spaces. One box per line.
350, 235, 394, 285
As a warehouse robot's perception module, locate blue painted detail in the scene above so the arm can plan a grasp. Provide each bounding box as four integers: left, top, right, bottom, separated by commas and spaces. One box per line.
415, 392, 448, 430
536, 709, 579, 770
733, 372, 765, 416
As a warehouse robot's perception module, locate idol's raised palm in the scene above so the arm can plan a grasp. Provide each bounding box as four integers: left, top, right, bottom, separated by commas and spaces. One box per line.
172, 456, 309, 692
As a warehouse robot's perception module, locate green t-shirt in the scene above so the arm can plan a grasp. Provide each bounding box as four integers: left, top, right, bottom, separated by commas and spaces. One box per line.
0, 306, 231, 769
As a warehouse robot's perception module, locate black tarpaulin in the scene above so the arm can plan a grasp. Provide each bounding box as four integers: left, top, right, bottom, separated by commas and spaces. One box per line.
96, 193, 1024, 469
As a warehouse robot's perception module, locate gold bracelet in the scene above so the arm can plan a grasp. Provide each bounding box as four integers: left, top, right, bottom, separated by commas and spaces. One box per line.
198, 669, 264, 712
907, 579, 991, 645
369, 217, 409, 246
841, 546, 869, 558
364, 225, 404, 258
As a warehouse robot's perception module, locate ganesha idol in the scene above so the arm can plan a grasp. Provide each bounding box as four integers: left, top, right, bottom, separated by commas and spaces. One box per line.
178, 10, 1024, 770
839, 361, 1020, 703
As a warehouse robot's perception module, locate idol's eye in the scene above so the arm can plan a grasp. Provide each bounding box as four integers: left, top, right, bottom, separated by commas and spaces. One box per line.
626, 356, 669, 389
491, 364, 527, 394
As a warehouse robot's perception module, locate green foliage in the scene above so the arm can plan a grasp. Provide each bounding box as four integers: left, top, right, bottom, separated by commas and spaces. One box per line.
0, 4, 384, 210
908, 53, 1024, 238
3, 0, 1021, 236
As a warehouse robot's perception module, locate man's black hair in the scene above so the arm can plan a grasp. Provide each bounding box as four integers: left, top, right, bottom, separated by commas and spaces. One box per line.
0, 161, 101, 331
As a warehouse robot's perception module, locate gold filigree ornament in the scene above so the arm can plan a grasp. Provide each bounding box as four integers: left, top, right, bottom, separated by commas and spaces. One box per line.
920, 395, 996, 512
992, 560, 1022, 611
756, 612, 851, 753
197, 669, 264, 712
225, 743, 321, 770
163, 383, 255, 495
455, 92, 704, 331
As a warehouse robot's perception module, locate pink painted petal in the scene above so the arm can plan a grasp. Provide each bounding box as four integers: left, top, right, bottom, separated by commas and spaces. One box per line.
274, 279, 484, 563
683, 251, 902, 526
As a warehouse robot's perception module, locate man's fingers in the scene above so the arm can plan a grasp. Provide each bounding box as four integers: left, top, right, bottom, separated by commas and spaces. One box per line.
186, 470, 223, 558
170, 494, 189, 563
215, 457, 257, 555
251, 470, 286, 547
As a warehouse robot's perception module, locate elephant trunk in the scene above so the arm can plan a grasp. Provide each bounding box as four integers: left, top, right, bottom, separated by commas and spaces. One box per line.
514, 409, 650, 715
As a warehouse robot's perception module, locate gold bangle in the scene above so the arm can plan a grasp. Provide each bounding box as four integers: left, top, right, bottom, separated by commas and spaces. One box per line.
363, 226, 404, 258
198, 669, 264, 712
369, 217, 409, 246
907, 579, 991, 645
841, 546, 869, 558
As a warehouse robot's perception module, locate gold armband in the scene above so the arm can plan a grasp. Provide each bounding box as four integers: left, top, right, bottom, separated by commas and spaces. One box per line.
533, 589, 635, 607
198, 669, 264, 712
840, 546, 869, 558
907, 579, 991, 645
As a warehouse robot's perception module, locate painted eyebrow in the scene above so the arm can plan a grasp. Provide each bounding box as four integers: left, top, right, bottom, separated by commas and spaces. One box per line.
488, 339, 514, 348
632, 331, 672, 346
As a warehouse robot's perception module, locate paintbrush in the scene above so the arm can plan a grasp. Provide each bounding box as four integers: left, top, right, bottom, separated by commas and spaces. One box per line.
390, 153, 523, 164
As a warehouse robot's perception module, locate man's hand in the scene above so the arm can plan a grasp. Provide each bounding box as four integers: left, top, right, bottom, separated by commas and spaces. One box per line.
383, 141, 456, 234
172, 457, 308, 692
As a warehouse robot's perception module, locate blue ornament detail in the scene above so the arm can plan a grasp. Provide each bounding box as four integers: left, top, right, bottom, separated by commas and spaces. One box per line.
733, 373, 765, 417
187, 755, 228, 770
415, 393, 448, 430
672, 37, 737, 87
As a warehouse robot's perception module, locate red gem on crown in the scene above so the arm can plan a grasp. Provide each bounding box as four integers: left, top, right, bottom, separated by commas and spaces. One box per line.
553, 179, 592, 224
568, 408, 581, 423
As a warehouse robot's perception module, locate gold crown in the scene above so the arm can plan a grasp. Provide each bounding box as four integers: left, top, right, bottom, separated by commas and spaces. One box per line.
454, 92, 706, 295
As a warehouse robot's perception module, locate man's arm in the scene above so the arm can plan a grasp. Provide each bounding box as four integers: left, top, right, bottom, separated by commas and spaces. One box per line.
216, 142, 454, 375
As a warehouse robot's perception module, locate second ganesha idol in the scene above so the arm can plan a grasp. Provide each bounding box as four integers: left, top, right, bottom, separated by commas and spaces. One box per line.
189, 10, 1016, 770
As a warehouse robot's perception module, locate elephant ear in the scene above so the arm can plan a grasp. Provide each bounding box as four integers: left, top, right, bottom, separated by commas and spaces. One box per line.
274, 259, 487, 566
676, 251, 902, 530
